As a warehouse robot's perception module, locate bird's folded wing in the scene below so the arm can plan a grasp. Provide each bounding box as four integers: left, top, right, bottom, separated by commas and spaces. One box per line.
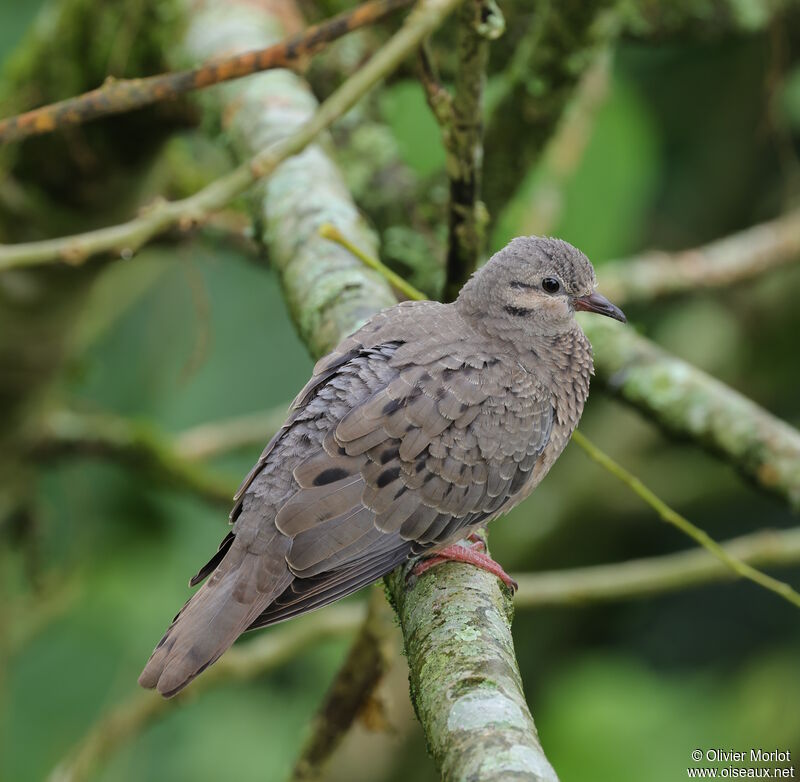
220, 301, 554, 629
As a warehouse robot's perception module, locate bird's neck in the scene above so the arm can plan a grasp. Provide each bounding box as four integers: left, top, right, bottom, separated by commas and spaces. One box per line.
459, 304, 594, 422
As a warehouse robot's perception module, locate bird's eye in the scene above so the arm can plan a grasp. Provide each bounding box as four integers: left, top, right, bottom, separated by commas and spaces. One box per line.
542, 277, 561, 294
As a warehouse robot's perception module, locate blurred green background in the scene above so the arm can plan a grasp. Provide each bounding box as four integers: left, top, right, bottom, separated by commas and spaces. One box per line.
1, 1, 799, 781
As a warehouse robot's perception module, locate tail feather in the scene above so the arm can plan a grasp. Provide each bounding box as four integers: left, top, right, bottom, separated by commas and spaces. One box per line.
139, 539, 291, 697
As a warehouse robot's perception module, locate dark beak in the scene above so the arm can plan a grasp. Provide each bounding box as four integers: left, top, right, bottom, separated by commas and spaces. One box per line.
574, 291, 627, 323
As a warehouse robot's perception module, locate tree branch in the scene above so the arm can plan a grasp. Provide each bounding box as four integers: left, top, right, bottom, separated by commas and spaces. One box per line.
442, 0, 503, 300
0, 0, 462, 276
515, 527, 800, 607
0, 0, 412, 145
583, 316, 800, 511
385, 536, 559, 782
417, 41, 454, 126
31, 410, 238, 506
173, 404, 290, 460
572, 431, 800, 609
599, 208, 800, 305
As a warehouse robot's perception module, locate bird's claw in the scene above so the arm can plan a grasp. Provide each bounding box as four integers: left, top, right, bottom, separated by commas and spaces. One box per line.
409, 539, 517, 593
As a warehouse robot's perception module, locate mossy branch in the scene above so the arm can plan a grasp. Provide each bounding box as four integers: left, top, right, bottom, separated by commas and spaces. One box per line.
385, 538, 559, 782
442, 0, 503, 300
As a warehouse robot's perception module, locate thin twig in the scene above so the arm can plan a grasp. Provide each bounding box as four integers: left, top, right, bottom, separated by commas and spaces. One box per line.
571, 430, 800, 609
0, 0, 412, 145
173, 405, 289, 460
288, 588, 397, 782
47, 604, 366, 782
600, 207, 800, 305
584, 315, 800, 511
0, 0, 465, 273
416, 42, 453, 126
515, 526, 800, 607
319, 223, 425, 301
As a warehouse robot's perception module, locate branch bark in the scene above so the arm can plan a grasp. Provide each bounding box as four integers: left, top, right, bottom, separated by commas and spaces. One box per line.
442, 0, 503, 300
386, 537, 559, 782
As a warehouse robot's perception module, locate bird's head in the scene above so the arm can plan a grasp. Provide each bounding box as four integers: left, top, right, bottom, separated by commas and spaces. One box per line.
457, 236, 626, 335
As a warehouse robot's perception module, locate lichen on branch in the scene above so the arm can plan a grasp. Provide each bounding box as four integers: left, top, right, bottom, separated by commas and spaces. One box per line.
386, 540, 559, 782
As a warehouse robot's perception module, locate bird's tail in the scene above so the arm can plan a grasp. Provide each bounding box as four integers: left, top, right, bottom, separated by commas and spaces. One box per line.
138, 540, 291, 697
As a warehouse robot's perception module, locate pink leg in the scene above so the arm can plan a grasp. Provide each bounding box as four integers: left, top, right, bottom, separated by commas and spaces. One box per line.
411, 541, 518, 592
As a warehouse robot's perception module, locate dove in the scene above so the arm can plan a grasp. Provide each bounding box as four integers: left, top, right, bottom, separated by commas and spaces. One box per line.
139, 235, 625, 697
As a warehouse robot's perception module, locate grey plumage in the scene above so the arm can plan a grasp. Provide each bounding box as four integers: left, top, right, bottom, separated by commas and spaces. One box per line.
139, 236, 625, 697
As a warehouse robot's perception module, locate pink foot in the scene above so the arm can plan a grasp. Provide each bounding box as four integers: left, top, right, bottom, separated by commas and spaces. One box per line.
411, 540, 518, 592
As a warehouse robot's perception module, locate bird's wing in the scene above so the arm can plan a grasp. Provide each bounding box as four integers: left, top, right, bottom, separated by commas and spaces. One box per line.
244, 316, 555, 628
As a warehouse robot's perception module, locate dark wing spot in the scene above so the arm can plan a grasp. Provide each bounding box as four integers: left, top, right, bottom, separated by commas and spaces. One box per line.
380, 446, 400, 464
377, 467, 401, 488
313, 467, 350, 486
382, 398, 404, 415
